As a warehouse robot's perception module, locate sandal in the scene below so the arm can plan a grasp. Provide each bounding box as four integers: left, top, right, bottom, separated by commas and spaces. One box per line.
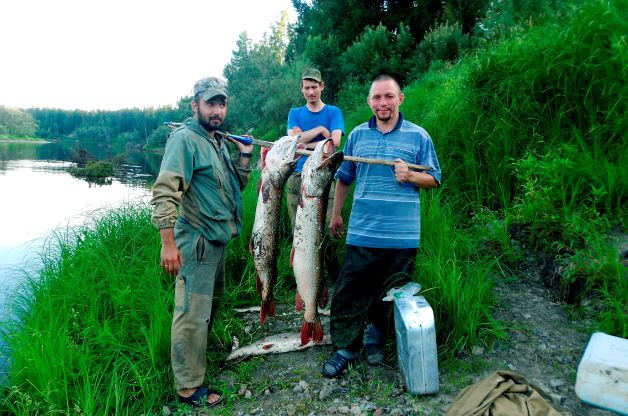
322, 352, 355, 378
177, 385, 222, 407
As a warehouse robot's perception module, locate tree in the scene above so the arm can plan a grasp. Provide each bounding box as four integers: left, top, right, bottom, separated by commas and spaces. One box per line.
0, 106, 37, 137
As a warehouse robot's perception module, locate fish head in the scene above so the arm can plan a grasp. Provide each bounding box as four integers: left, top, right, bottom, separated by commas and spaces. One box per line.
265, 135, 300, 186
301, 138, 344, 197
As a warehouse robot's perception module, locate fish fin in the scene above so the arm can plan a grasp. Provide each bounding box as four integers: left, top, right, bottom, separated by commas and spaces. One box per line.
255, 274, 262, 296
295, 291, 304, 311
300, 321, 313, 346
318, 285, 329, 308
260, 298, 275, 325
312, 320, 325, 344
256, 177, 262, 194
289, 247, 294, 267
298, 193, 304, 209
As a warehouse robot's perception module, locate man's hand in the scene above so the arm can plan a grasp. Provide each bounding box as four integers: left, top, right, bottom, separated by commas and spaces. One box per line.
160, 228, 183, 276
329, 212, 344, 239
394, 158, 414, 183
229, 135, 254, 154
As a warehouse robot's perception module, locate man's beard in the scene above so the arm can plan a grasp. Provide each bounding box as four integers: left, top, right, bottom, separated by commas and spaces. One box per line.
199, 117, 222, 132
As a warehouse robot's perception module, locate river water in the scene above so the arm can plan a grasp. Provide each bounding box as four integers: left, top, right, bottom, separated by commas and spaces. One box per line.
0, 140, 162, 381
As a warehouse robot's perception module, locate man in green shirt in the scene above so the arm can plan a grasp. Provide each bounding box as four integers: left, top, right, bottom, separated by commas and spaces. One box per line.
151, 76, 253, 407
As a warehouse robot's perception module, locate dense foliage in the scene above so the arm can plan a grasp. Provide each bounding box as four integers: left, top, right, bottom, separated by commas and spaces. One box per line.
0, 106, 36, 138
1, 0, 626, 413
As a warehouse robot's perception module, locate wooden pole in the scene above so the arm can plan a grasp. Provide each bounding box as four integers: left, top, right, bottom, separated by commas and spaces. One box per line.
164, 123, 433, 171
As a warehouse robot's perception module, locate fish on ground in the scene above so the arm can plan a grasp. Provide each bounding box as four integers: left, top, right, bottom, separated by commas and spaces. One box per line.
250, 135, 300, 324
226, 332, 332, 362
291, 138, 344, 345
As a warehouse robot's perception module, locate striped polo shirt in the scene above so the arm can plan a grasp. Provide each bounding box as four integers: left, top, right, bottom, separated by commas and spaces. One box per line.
335, 114, 441, 249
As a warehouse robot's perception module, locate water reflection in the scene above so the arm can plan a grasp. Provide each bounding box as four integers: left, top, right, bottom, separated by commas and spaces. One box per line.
0, 141, 164, 384
0, 142, 162, 312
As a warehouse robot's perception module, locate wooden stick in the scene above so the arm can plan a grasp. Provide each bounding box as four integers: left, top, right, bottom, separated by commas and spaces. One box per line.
164, 123, 433, 171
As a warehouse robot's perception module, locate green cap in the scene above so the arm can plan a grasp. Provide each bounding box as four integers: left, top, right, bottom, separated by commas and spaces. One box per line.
193, 77, 228, 101
301, 68, 322, 82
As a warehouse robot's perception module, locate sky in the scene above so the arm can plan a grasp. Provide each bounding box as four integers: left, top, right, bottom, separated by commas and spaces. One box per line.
0, 0, 296, 111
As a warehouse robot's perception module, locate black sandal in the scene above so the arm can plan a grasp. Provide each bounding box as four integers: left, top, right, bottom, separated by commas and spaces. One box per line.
177, 385, 222, 407
322, 352, 354, 378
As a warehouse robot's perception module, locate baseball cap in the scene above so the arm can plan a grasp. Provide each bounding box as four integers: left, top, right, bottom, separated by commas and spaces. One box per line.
301, 68, 322, 82
193, 77, 228, 101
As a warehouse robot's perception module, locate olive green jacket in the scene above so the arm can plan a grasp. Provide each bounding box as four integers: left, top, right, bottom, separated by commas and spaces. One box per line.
150, 118, 251, 244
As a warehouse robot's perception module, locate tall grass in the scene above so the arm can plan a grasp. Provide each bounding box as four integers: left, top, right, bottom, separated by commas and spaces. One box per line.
1, 0, 625, 412
1, 204, 172, 414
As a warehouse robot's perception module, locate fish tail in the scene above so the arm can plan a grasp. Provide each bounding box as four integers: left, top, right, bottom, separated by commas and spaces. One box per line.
318, 285, 329, 308
300, 321, 313, 346
300, 319, 325, 345
312, 320, 325, 344
295, 290, 304, 311
260, 298, 275, 324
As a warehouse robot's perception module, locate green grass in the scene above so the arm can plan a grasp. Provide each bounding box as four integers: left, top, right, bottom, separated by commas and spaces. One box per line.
1, 0, 626, 413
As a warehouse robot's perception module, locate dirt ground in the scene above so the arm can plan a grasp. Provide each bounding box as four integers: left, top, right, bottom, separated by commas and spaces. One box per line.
164, 258, 619, 416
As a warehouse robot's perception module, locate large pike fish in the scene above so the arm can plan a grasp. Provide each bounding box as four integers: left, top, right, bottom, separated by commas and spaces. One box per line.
250, 136, 300, 324
291, 138, 343, 345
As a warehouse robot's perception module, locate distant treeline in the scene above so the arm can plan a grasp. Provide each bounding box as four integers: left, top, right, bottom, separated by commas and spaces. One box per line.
4, 0, 571, 149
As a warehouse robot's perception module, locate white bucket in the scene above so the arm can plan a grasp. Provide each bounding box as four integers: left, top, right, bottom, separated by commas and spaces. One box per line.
575, 332, 628, 415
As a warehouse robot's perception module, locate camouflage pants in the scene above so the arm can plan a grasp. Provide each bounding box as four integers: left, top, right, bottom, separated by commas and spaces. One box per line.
330, 245, 417, 351
171, 221, 225, 390
286, 172, 340, 282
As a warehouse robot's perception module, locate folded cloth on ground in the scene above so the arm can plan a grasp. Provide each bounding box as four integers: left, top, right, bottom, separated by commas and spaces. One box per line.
445, 370, 570, 416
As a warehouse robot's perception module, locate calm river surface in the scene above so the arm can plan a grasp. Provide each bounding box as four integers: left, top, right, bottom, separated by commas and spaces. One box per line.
0, 140, 162, 325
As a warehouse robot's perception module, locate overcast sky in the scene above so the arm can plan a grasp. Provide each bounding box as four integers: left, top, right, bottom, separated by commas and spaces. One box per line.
0, 0, 296, 111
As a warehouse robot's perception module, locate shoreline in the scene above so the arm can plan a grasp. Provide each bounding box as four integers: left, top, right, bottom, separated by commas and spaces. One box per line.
0, 139, 50, 144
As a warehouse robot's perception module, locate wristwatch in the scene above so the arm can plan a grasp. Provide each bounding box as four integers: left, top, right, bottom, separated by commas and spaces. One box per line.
239, 152, 253, 158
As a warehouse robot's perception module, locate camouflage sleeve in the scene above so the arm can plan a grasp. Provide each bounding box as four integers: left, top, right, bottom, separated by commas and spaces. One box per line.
150, 132, 193, 229
150, 170, 184, 229
233, 158, 252, 191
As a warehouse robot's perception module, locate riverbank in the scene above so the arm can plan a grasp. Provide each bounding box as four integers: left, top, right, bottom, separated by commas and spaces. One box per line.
0, 137, 49, 143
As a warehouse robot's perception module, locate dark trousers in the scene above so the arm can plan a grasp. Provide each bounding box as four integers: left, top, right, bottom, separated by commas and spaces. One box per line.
330, 244, 417, 351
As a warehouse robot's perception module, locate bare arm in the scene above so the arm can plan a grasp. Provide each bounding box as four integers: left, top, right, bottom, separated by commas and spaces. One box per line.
329, 180, 351, 238
288, 125, 332, 149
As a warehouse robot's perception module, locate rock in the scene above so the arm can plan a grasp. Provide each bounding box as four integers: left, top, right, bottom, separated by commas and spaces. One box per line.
244, 390, 252, 399
373, 409, 384, 416
549, 379, 565, 388
549, 393, 565, 405
319, 384, 334, 400
285, 404, 297, 416
338, 405, 350, 414
349, 404, 362, 415
472, 346, 485, 356
162, 405, 171, 416
238, 384, 248, 395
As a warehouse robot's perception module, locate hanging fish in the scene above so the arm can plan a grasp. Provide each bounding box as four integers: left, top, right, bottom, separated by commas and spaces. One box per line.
291, 138, 343, 345
250, 136, 300, 324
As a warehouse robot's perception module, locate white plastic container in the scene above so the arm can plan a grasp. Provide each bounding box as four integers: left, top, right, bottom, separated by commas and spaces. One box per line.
575, 332, 628, 415
393, 295, 439, 395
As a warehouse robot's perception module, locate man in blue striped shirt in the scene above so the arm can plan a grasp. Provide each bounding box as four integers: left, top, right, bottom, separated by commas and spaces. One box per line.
322, 74, 442, 378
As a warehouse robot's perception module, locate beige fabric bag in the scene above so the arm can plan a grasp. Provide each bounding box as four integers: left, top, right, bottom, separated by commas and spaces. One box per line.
446, 370, 570, 416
